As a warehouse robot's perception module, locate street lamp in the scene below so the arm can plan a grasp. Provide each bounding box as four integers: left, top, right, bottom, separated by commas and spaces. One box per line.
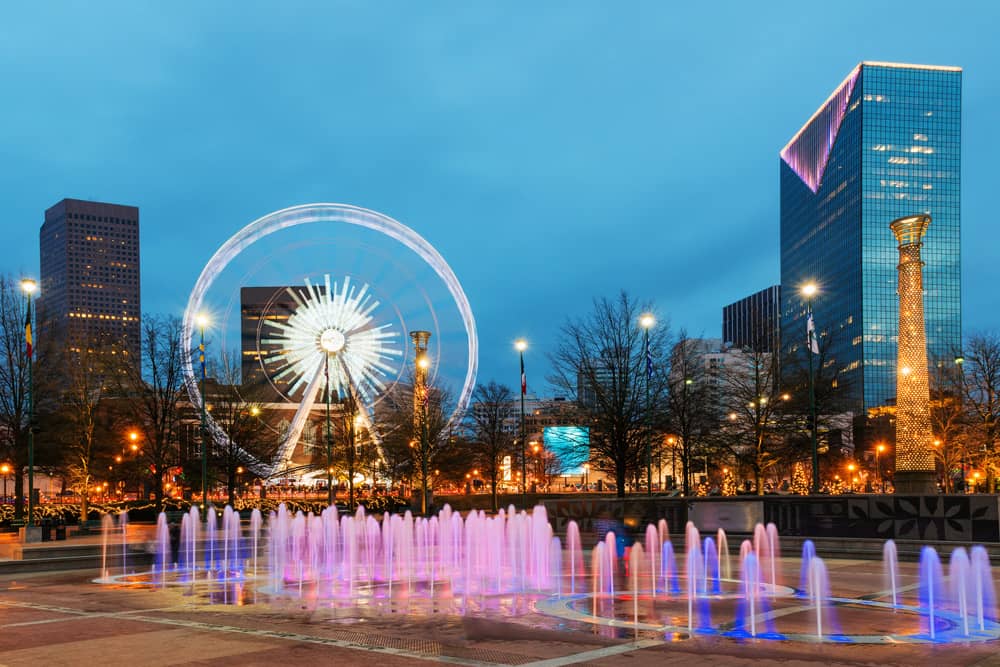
876, 443, 886, 493
667, 436, 677, 490
801, 282, 820, 494
639, 313, 655, 496
515, 339, 528, 508
847, 462, 856, 493
21, 278, 37, 526
1, 462, 10, 501
196, 313, 209, 508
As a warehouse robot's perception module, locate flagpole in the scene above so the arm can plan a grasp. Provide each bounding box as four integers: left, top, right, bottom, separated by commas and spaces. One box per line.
21, 279, 37, 528
197, 315, 209, 510
516, 339, 527, 510
640, 314, 655, 496
802, 284, 819, 494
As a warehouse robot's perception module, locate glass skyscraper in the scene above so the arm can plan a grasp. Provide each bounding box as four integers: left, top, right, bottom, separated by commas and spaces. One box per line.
780, 62, 961, 414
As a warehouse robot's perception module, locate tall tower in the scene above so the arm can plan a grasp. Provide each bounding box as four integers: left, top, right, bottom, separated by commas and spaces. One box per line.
410, 330, 431, 421
410, 330, 432, 513
890, 214, 935, 494
39, 198, 141, 365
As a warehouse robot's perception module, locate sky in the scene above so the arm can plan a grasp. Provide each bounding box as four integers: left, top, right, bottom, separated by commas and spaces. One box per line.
2, 1, 999, 395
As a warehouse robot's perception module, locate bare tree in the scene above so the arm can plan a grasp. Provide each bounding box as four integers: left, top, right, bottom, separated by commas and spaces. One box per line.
208, 350, 278, 506
59, 342, 125, 521
928, 356, 968, 492
665, 331, 718, 495
961, 332, 1000, 491
377, 410, 414, 496
119, 315, 186, 511
713, 346, 792, 495
777, 323, 858, 491
468, 381, 516, 511
0, 276, 31, 520
376, 379, 455, 513
549, 291, 670, 498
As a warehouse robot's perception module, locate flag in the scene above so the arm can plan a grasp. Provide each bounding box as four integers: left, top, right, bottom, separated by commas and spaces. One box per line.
645, 336, 653, 380
199, 341, 206, 379
806, 312, 819, 355
24, 302, 32, 359
520, 354, 527, 396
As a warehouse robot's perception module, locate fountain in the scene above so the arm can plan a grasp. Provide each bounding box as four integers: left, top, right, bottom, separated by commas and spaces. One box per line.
883, 539, 899, 608
919, 546, 944, 641
92, 503, 1000, 646
805, 556, 833, 639
799, 539, 816, 596
949, 547, 972, 637
717, 528, 730, 581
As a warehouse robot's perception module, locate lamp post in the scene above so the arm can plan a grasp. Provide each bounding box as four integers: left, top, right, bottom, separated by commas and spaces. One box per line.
21, 278, 37, 526
196, 314, 209, 509
639, 313, 655, 496
324, 352, 334, 506
847, 462, 856, 493
801, 283, 819, 494
1, 463, 9, 501
876, 444, 886, 493
515, 339, 528, 509
319, 327, 349, 507
667, 436, 677, 490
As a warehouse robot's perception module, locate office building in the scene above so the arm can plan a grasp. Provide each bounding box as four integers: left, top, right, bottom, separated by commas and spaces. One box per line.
38, 198, 141, 362
779, 62, 961, 413
723, 285, 780, 353
241, 286, 305, 400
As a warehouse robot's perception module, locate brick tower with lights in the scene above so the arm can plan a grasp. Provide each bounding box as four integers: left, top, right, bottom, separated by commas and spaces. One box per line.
890, 214, 936, 494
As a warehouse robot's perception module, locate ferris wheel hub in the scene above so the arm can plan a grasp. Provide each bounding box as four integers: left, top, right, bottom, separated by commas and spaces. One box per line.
319, 328, 346, 353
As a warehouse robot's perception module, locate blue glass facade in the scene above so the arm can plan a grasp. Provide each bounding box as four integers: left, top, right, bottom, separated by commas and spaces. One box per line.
780, 63, 961, 413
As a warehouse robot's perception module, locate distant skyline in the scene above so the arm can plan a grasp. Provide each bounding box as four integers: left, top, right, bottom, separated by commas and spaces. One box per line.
2, 2, 998, 392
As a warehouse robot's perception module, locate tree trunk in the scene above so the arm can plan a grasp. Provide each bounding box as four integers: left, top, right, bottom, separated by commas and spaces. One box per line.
755, 466, 763, 496
682, 452, 690, 496
615, 465, 627, 499
490, 477, 498, 512
80, 473, 90, 523
420, 460, 428, 514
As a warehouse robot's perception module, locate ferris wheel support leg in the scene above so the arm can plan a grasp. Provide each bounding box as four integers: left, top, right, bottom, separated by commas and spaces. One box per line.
271, 363, 325, 476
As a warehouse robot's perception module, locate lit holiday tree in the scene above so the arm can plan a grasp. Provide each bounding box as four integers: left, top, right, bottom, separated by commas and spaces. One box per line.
790, 462, 810, 495
722, 467, 737, 496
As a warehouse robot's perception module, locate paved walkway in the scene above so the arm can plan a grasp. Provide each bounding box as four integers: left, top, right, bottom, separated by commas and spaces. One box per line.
2, 561, 1000, 666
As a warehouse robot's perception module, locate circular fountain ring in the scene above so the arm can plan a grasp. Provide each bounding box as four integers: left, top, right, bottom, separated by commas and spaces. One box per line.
534, 591, 1000, 644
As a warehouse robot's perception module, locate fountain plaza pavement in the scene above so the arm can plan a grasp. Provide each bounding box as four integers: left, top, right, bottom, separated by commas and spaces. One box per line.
2, 553, 1000, 666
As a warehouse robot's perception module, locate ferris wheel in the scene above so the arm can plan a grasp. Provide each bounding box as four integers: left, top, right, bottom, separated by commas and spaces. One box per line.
181, 203, 478, 478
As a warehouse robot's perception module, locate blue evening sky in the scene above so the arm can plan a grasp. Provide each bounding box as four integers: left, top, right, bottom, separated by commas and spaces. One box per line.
2, 2, 998, 392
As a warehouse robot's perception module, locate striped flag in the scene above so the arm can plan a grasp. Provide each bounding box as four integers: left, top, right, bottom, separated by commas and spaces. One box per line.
199, 341, 206, 380
24, 303, 32, 359
806, 312, 819, 355
520, 354, 526, 396
645, 337, 653, 380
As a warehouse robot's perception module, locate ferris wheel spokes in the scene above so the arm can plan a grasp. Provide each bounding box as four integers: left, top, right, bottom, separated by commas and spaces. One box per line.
273, 360, 326, 472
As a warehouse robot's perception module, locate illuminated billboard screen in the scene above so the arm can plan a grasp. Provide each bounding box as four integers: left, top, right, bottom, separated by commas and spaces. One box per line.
543, 426, 590, 475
